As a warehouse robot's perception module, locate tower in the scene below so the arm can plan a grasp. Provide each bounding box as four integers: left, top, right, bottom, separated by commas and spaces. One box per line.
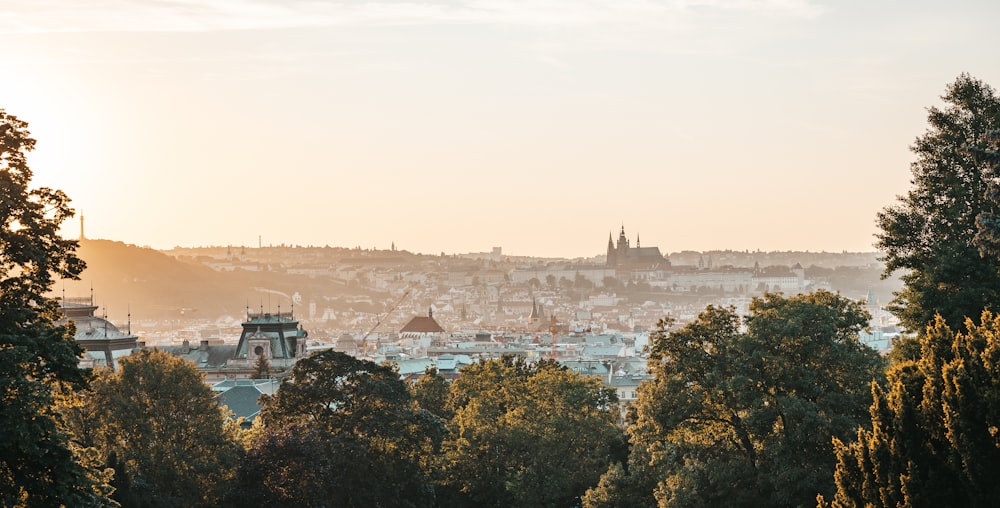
79, 213, 85, 241
606, 233, 616, 267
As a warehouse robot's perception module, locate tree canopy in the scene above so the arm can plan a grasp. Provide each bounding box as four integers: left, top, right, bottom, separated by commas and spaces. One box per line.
63, 349, 241, 507
876, 74, 1000, 332
0, 109, 115, 507
439, 356, 625, 508
233, 350, 444, 508
586, 291, 884, 507
824, 312, 1000, 508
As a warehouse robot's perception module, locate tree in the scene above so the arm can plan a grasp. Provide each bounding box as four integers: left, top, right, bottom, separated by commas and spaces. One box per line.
602, 276, 621, 290
233, 350, 444, 507
63, 349, 242, 507
0, 109, 116, 506
973, 129, 1000, 253
823, 312, 1000, 508
412, 366, 452, 421
439, 356, 625, 508
589, 291, 884, 507
876, 74, 1000, 332
252, 353, 270, 379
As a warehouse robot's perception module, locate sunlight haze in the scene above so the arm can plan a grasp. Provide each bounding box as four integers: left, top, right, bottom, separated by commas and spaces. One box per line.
2, 0, 998, 257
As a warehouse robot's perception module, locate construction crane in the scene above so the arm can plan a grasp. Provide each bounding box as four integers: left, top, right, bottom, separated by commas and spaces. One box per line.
361, 289, 411, 341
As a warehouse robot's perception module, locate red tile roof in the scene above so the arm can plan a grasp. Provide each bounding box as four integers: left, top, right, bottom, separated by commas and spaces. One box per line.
400, 316, 444, 333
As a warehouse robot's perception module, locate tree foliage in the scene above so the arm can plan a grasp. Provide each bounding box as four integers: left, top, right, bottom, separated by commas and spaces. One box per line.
439, 356, 625, 508
252, 353, 270, 379
876, 74, 1000, 332
588, 291, 884, 507
824, 312, 1000, 508
63, 349, 241, 507
233, 350, 444, 507
0, 109, 116, 506
412, 365, 452, 421
973, 128, 1000, 253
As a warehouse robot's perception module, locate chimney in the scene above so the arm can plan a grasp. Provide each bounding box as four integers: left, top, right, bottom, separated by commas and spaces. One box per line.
200, 340, 209, 349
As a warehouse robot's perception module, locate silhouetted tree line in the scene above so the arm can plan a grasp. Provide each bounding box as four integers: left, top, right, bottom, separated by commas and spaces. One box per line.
6, 74, 1000, 507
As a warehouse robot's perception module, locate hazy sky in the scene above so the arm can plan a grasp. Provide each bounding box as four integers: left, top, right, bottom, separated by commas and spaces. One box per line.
2, 0, 998, 258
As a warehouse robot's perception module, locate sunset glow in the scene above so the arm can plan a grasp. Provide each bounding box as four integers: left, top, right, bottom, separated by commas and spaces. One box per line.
2, 0, 998, 257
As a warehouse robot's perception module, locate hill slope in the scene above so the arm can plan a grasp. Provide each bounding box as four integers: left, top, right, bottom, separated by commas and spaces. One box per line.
56, 240, 308, 321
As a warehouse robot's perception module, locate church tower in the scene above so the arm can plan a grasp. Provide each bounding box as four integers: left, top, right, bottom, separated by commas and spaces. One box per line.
606, 233, 616, 267
616, 226, 630, 264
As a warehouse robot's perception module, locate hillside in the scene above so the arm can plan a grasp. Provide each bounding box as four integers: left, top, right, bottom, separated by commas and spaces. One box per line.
55, 240, 323, 322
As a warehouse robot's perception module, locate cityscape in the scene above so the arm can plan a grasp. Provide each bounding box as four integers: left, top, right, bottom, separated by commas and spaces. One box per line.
4, 1, 1000, 506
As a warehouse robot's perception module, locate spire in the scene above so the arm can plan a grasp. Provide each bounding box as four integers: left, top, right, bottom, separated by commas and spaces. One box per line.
607, 232, 616, 268
79, 212, 85, 241
618, 225, 629, 249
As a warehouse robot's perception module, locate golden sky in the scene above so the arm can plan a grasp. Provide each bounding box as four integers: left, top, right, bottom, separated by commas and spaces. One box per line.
2, 0, 998, 258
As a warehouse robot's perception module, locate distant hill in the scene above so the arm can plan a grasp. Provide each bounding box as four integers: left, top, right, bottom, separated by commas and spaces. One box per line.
54, 240, 325, 322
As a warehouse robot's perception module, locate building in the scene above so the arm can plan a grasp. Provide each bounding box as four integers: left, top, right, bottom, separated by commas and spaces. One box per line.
59, 296, 138, 371
232, 310, 309, 368
606, 226, 669, 269
400, 307, 447, 350
159, 309, 309, 383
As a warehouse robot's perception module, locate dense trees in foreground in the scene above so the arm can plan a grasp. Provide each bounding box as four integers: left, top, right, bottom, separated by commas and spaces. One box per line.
0, 109, 115, 507
876, 73, 1000, 333
822, 313, 1000, 508
7, 75, 1000, 506
583, 292, 885, 507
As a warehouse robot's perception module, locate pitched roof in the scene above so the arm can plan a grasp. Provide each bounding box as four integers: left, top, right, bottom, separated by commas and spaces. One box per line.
400, 316, 444, 333
216, 385, 265, 422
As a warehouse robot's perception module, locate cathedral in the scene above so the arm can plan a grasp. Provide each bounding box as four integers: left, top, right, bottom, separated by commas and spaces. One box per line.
606, 226, 669, 268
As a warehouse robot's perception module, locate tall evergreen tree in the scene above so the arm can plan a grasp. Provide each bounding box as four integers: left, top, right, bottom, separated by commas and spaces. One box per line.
973, 128, 1000, 253
876, 74, 1000, 332
0, 110, 116, 506
824, 312, 1000, 508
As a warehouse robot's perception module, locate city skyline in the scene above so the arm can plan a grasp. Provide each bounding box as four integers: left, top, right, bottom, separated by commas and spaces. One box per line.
2, 1, 999, 258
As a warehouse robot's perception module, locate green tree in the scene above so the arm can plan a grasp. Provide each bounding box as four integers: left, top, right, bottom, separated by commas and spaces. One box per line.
590, 291, 884, 507
876, 74, 1000, 332
233, 350, 444, 507
823, 312, 1000, 508
412, 366, 452, 421
439, 356, 625, 508
973, 128, 1000, 253
0, 110, 116, 507
252, 353, 270, 379
65, 349, 242, 507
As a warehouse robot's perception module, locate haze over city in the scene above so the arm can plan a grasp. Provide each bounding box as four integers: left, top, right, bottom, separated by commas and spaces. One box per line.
3, 1, 999, 257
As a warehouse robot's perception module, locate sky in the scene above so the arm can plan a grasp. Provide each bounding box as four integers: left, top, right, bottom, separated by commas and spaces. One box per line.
2, 0, 999, 258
